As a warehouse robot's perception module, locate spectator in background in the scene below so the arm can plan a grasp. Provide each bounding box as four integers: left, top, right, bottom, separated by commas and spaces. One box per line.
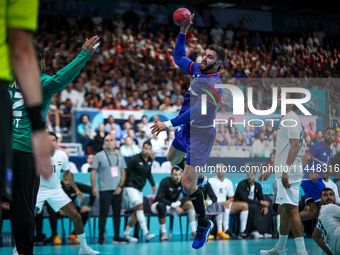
331, 106, 340, 129
61, 83, 84, 109
267, 152, 275, 171
105, 115, 122, 137
150, 133, 165, 152
77, 114, 93, 150
173, 97, 183, 112
171, 85, 183, 103
252, 131, 266, 157
119, 122, 131, 140
128, 115, 138, 132
65, 151, 79, 173
59, 99, 72, 132
91, 134, 128, 244
92, 123, 108, 153
159, 96, 175, 112
210, 22, 224, 44
234, 170, 273, 238
127, 128, 139, 146
112, 13, 124, 37
81, 154, 95, 173
306, 31, 319, 54
312, 130, 323, 144
243, 125, 254, 146
224, 23, 234, 46
303, 134, 313, 148
333, 128, 340, 145
160, 161, 174, 174
308, 122, 317, 140
136, 127, 148, 147
251, 32, 262, 51
150, 151, 161, 173
92, 9, 103, 32
120, 137, 140, 157
255, 123, 271, 140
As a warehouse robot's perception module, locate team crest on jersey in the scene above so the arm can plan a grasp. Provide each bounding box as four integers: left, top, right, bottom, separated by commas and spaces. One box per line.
58, 161, 62, 165
323, 152, 327, 156
190, 74, 200, 85
139, 162, 143, 166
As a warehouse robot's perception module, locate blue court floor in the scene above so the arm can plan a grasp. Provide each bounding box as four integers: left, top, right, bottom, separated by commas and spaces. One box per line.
0, 237, 326, 255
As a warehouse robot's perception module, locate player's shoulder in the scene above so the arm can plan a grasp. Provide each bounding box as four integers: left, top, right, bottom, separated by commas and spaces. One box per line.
55, 149, 68, 159
321, 203, 339, 213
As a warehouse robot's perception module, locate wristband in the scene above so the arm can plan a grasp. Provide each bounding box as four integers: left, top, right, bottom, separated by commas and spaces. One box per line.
164, 120, 173, 128
93, 43, 100, 50
26, 104, 46, 131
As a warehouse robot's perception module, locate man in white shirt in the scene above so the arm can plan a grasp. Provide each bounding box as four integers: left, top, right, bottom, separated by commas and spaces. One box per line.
35, 132, 99, 255
312, 188, 340, 255
210, 22, 224, 44
306, 31, 319, 54
160, 161, 174, 173
259, 90, 307, 255
81, 154, 95, 173
208, 164, 236, 239
252, 131, 266, 157
60, 83, 84, 108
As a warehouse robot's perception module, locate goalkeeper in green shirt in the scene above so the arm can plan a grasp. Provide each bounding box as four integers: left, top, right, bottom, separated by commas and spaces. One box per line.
9, 35, 100, 255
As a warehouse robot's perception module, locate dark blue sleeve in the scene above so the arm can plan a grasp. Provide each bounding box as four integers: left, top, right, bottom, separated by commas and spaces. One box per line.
174, 33, 194, 75
307, 143, 320, 158
170, 99, 213, 127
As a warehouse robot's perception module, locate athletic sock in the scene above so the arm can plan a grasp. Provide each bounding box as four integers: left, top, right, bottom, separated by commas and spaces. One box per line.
189, 189, 207, 227
187, 209, 197, 232
136, 210, 149, 235
216, 213, 223, 232
160, 224, 166, 234
123, 225, 132, 236
77, 233, 87, 248
240, 210, 249, 232
277, 234, 288, 250
223, 208, 230, 232
295, 237, 307, 253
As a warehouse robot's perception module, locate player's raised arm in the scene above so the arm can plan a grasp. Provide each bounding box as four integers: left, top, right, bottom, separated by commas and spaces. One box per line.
41, 36, 100, 95
174, 13, 195, 74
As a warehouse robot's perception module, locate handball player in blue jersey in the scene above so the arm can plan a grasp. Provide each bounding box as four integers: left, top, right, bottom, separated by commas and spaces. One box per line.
151, 13, 225, 249
300, 127, 336, 221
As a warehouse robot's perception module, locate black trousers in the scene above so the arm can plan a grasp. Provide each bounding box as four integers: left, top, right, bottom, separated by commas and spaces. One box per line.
35, 202, 58, 237
246, 203, 274, 235
99, 190, 122, 238
0, 81, 13, 202
10, 150, 40, 255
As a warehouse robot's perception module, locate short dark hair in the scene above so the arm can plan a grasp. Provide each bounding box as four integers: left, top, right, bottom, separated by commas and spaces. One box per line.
320, 188, 334, 198
207, 44, 226, 63
48, 131, 57, 141
171, 167, 181, 174
324, 127, 336, 134
143, 140, 152, 148
35, 46, 44, 62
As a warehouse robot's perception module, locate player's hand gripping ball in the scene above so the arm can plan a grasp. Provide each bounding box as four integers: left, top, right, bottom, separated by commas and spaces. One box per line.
173, 8, 191, 26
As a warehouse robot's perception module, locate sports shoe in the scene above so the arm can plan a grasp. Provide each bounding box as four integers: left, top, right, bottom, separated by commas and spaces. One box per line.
79, 246, 100, 255
122, 234, 138, 243
264, 233, 273, 239
144, 233, 156, 242
52, 235, 62, 245
97, 236, 104, 245
216, 230, 230, 239
251, 231, 264, 239
190, 232, 197, 241
208, 234, 215, 240
160, 233, 169, 241
225, 230, 237, 239
34, 233, 47, 246
260, 244, 286, 255
182, 175, 209, 193
12, 247, 18, 255
68, 234, 80, 244
292, 251, 308, 255
238, 231, 253, 239
192, 219, 214, 249
111, 236, 128, 244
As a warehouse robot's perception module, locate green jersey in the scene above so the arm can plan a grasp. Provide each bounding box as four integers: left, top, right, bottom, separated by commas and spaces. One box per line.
9, 49, 92, 153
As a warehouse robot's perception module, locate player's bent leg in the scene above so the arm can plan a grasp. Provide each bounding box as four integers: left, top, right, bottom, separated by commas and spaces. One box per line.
61, 202, 100, 255
300, 202, 319, 221
167, 145, 186, 164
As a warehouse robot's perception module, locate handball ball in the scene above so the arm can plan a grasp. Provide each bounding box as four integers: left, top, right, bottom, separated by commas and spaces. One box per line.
173, 8, 191, 26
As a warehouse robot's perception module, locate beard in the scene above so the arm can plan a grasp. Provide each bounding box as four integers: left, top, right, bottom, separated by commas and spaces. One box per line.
199, 61, 217, 73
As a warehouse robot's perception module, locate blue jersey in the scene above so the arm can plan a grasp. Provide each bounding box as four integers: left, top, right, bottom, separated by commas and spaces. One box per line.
179, 62, 222, 127
303, 141, 333, 179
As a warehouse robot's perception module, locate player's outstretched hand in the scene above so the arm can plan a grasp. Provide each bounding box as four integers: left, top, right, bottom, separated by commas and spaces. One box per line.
258, 171, 272, 182
82, 36, 100, 54
150, 121, 168, 136
31, 130, 54, 180
180, 13, 195, 34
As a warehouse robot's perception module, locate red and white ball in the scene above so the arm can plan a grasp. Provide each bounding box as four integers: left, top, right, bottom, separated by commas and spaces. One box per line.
173, 8, 191, 26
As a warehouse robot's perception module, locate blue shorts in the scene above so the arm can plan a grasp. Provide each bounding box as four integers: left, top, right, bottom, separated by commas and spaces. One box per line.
172, 124, 216, 167
301, 179, 326, 203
